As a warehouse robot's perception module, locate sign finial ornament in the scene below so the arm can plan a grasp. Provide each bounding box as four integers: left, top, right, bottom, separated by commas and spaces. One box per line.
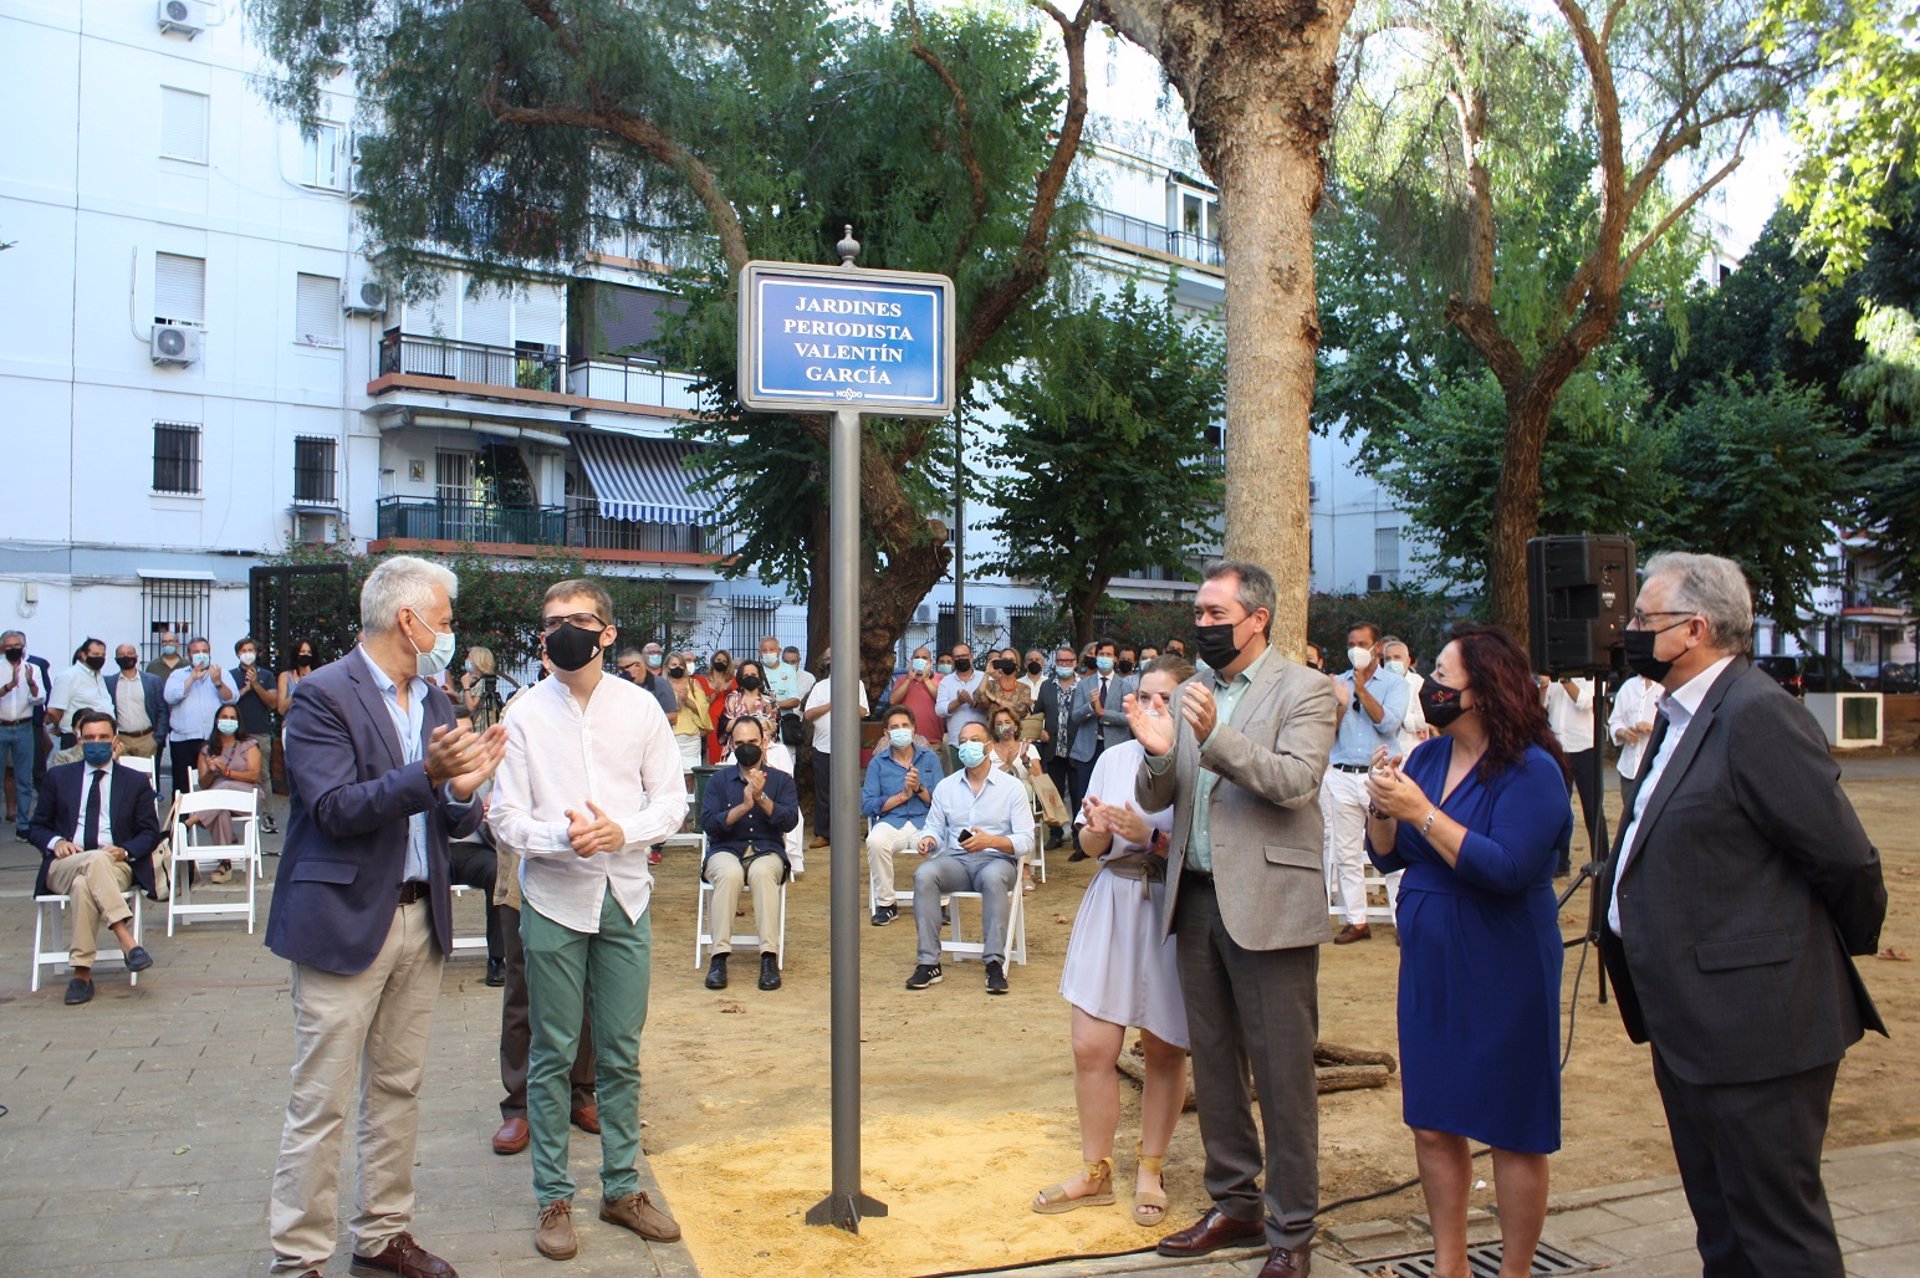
837, 225, 861, 268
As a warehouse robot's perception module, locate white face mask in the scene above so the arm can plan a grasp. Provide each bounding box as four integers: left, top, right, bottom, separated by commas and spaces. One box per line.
1348, 646, 1374, 672
216, 718, 239, 735
407, 611, 457, 678
190, 651, 210, 670
238, 651, 257, 666
1385, 659, 1407, 676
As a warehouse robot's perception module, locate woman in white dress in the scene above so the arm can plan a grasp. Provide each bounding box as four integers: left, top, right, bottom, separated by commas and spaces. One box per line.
1032, 657, 1191, 1226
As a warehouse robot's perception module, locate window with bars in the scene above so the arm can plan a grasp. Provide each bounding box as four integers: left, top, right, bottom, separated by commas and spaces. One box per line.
140, 577, 211, 663
155, 253, 206, 326
153, 421, 202, 495
294, 436, 338, 504
160, 87, 208, 164
937, 603, 977, 657
295, 272, 341, 345
1374, 525, 1401, 576
729, 600, 780, 659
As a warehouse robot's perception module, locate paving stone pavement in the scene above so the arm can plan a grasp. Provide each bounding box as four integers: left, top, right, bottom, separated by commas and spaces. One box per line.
0, 829, 697, 1278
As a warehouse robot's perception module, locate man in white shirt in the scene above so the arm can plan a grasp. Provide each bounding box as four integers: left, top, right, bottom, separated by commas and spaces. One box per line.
2, 629, 50, 840
1543, 674, 1600, 874
1020, 649, 1048, 701
936, 642, 987, 763
49, 638, 113, 762
487, 579, 687, 1262
1607, 674, 1660, 782
801, 647, 868, 852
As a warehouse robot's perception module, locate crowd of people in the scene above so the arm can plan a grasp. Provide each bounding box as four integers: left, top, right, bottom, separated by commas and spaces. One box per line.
8, 548, 1891, 1278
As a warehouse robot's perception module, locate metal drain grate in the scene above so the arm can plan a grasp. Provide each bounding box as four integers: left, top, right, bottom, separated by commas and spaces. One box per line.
1384, 1239, 1594, 1277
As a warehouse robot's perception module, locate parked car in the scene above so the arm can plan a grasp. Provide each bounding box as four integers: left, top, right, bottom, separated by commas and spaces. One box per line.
1754, 654, 1867, 698
1879, 662, 1919, 694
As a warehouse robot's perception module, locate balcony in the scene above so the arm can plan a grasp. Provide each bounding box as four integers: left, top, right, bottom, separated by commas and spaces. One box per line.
373, 496, 728, 564
1086, 207, 1224, 269
568, 356, 704, 413
379, 333, 566, 393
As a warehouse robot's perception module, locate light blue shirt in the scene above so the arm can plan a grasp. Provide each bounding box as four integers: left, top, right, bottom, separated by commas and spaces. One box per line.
921, 764, 1035, 861
935, 671, 986, 745
359, 646, 432, 883
1146, 647, 1272, 874
861, 743, 945, 828
1330, 665, 1409, 766
762, 659, 802, 707
163, 662, 235, 740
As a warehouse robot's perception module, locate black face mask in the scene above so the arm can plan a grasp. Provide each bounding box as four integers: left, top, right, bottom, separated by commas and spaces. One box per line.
668, 665, 686, 678
3, 648, 20, 663
738, 675, 763, 692
993, 660, 1016, 675
1194, 621, 1244, 671
115, 655, 137, 671
819, 663, 831, 678
83, 654, 106, 671
954, 658, 973, 674
1420, 675, 1468, 729
1115, 659, 1135, 676
1623, 625, 1684, 682
543, 623, 602, 673
1025, 661, 1042, 676
733, 741, 763, 769
297, 652, 314, 666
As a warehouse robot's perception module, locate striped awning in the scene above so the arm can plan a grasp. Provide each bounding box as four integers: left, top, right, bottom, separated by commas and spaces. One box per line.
569, 432, 721, 524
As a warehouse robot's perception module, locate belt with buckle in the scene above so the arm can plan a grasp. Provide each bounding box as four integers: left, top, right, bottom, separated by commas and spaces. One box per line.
1331, 762, 1372, 773
0, 715, 34, 727
121, 727, 153, 738
398, 881, 429, 906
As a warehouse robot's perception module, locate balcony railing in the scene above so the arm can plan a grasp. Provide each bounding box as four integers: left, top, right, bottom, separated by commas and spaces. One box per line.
377, 496, 726, 557
567, 357, 704, 412
1086, 207, 1224, 268
378, 333, 566, 393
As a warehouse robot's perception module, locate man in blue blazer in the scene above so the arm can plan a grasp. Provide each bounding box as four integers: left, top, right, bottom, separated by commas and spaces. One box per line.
1065, 637, 1136, 823
105, 644, 169, 760
28, 710, 162, 1005
264, 556, 506, 1278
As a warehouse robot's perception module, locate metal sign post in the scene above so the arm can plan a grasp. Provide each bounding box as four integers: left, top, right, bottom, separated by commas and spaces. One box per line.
739, 229, 955, 1234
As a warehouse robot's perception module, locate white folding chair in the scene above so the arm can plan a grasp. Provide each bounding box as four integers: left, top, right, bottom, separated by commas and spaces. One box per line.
1326, 864, 1398, 926
693, 842, 787, 969
31, 891, 144, 991
168, 789, 261, 934
448, 883, 490, 955
936, 856, 1029, 967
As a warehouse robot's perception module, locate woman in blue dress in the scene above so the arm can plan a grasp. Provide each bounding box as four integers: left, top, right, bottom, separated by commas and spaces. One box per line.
1364, 623, 1572, 1278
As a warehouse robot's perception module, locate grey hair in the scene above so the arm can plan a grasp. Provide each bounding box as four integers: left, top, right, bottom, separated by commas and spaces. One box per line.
360, 555, 458, 635
1203, 559, 1277, 637
0, 630, 20, 644
1644, 551, 1754, 654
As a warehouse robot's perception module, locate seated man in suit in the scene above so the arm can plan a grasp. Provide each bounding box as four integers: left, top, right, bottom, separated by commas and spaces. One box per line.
28, 709, 161, 1005
699, 715, 798, 992
906, 719, 1035, 996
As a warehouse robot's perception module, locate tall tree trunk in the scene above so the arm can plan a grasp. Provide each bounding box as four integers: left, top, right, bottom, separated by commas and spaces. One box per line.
1486, 388, 1554, 639
1101, 0, 1356, 657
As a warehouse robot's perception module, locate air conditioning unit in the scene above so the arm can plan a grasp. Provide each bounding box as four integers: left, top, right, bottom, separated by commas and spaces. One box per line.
346, 133, 368, 201
672, 592, 702, 622
294, 512, 339, 545
977, 605, 1000, 626
1365, 573, 1385, 593
343, 261, 388, 316
151, 321, 204, 367
912, 605, 933, 625
156, 0, 213, 37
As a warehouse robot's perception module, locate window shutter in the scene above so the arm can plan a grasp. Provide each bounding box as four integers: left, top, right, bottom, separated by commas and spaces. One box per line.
155, 253, 206, 325
160, 88, 208, 163
462, 284, 512, 347
515, 282, 566, 347
296, 273, 340, 344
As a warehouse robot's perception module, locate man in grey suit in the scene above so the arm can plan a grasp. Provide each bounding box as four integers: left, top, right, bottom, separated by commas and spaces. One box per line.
1130, 560, 1337, 1278
1598, 551, 1886, 1278
1065, 637, 1134, 820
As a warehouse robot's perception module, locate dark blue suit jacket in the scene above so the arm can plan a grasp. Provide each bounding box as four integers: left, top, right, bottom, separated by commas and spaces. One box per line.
700, 762, 799, 879
27, 760, 164, 897
105, 671, 169, 750
266, 649, 481, 974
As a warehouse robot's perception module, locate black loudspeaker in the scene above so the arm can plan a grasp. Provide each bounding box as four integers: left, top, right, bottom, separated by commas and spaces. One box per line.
1526, 535, 1637, 674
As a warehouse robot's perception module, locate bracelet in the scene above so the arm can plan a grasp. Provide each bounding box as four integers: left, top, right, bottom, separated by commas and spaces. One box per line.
1367, 803, 1389, 820
1420, 808, 1440, 836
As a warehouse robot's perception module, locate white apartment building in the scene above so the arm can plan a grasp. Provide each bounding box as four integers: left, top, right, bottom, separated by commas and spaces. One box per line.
0, 4, 1415, 670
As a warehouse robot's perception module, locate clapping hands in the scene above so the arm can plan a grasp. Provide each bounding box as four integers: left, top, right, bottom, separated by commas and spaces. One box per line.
1082, 795, 1151, 846
564, 800, 625, 858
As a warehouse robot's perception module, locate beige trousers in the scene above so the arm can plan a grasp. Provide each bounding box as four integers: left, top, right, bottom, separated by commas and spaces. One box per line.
268, 900, 444, 1275
865, 820, 922, 907
116, 733, 159, 760
43, 849, 134, 966
702, 851, 784, 955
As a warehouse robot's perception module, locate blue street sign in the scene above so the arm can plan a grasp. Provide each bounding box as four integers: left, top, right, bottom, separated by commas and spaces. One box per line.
738, 260, 955, 417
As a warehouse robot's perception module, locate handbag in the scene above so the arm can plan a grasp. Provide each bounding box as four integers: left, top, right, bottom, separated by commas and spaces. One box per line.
1031, 771, 1071, 827
779, 711, 807, 748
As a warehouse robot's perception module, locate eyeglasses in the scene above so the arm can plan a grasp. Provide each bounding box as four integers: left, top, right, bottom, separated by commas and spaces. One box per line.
1629, 609, 1696, 628
540, 612, 605, 633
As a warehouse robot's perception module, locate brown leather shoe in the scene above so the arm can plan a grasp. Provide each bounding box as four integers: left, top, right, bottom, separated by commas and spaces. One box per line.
535, 1199, 577, 1261
1156, 1207, 1264, 1257
1258, 1245, 1312, 1278
348, 1231, 457, 1277
492, 1116, 530, 1155
571, 1102, 601, 1134
600, 1190, 682, 1242
1333, 923, 1373, 944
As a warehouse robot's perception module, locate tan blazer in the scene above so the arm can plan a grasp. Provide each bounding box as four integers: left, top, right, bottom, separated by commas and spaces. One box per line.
1136, 650, 1337, 951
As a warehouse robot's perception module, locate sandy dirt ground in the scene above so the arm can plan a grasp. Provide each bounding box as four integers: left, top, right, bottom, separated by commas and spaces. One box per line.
634, 775, 1920, 1277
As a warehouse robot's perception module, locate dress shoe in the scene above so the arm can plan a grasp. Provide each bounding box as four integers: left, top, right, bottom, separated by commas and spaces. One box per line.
348, 1230, 457, 1277
808, 835, 830, 849
600, 1190, 681, 1242
124, 945, 153, 973
64, 975, 94, 1006
570, 1102, 600, 1134
484, 957, 505, 987
1156, 1207, 1264, 1257
1257, 1245, 1311, 1278
492, 1116, 530, 1155
1333, 923, 1372, 944
758, 952, 781, 991
535, 1199, 577, 1261
705, 953, 728, 990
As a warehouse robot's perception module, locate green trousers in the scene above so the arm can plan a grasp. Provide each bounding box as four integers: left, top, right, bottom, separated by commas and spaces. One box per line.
522, 894, 652, 1205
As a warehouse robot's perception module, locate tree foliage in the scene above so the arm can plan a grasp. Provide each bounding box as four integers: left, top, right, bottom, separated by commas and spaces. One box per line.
977, 281, 1225, 647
